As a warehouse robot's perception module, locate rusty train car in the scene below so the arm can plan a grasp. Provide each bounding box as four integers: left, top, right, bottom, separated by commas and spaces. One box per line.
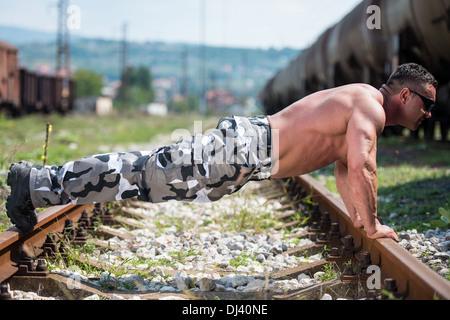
262, 0, 450, 141
0, 40, 75, 117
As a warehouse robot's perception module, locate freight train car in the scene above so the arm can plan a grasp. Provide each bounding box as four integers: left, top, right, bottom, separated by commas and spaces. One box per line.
0, 41, 20, 117
19, 68, 38, 114
0, 41, 75, 117
262, 0, 450, 141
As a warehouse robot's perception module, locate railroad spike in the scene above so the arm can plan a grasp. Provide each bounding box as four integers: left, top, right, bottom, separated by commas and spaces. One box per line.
72, 226, 88, 246
341, 265, 358, 282
319, 212, 332, 232
101, 208, 114, 225
36, 259, 48, 272
63, 219, 76, 243
78, 210, 95, 232
341, 235, 358, 258
42, 233, 58, 256
328, 222, 341, 240
326, 247, 341, 260
366, 290, 379, 300
0, 284, 13, 300
381, 278, 407, 300
316, 222, 342, 246
310, 204, 321, 222
15, 250, 49, 277
93, 202, 102, 214
356, 251, 372, 276
309, 221, 320, 232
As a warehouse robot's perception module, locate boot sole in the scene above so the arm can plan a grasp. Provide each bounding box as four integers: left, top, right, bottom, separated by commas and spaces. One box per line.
5, 162, 37, 232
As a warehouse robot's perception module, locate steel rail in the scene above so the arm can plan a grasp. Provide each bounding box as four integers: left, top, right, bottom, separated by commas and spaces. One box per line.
294, 174, 450, 300
0, 204, 93, 284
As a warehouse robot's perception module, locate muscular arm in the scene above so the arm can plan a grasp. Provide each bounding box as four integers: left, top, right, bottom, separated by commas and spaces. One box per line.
335, 160, 364, 228
335, 105, 398, 241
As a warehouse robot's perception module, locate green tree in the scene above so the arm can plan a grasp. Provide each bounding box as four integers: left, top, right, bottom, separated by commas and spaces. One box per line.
116, 65, 155, 109
170, 94, 199, 114
73, 69, 104, 98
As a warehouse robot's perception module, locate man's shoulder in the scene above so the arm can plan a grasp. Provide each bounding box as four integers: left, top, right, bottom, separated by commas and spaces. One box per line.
333, 84, 383, 108
348, 84, 384, 110
346, 84, 386, 133
348, 83, 381, 97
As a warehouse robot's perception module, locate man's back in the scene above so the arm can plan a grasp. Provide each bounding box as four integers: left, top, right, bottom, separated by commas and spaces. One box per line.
268, 83, 385, 178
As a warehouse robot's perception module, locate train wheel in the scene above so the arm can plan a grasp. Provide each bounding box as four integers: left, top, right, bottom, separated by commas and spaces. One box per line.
0, 105, 14, 119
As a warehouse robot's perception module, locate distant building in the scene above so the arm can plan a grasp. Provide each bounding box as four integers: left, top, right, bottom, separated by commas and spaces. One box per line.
206, 89, 234, 112
141, 102, 168, 116
74, 96, 113, 115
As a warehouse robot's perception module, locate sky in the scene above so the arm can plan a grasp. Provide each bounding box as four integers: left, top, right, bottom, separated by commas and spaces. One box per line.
0, 0, 363, 49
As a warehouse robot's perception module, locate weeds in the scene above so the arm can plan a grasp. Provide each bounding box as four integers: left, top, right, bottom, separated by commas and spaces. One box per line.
229, 250, 258, 268
318, 263, 339, 282
169, 248, 202, 264
227, 193, 278, 233
42, 123, 52, 165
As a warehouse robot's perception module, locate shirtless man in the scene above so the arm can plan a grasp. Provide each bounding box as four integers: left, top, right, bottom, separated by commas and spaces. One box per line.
6, 63, 437, 242
270, 63, 436, 241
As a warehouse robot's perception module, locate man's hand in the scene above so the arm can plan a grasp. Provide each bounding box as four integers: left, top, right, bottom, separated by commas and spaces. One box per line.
367, 224, 399, 242
353, 217, 399, 242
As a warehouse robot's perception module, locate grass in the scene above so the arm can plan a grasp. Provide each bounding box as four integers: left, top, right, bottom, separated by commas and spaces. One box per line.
229, 250, 259, 268
229, 199, 278, 233
317, 263, 339, 282
0, 111, 218, 167
375, 136, 450, 231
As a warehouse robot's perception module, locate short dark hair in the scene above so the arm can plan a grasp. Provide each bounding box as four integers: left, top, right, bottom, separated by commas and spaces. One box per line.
387, 63, 438, 91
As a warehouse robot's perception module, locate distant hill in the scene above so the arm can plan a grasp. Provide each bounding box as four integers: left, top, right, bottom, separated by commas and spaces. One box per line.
0, 25, 300, 104
0, 25, 84, 44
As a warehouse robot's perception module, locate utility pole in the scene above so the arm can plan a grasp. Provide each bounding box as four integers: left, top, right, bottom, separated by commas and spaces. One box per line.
181, 47, 188, 97
199, 0, 206, 115
121, 22, 129, 109
241, 50, 248, 108
56, 0, 70, 111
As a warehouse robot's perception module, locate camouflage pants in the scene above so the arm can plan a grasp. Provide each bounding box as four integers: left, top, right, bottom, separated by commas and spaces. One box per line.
29, 116, 273, 208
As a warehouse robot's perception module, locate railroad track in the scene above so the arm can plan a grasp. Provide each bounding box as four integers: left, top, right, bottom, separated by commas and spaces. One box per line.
0, 175, 449, 300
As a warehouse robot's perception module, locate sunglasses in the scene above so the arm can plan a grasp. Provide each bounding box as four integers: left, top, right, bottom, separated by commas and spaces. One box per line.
408, 88, 435, 113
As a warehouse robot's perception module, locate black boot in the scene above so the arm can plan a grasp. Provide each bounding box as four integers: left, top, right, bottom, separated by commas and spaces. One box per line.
6, 161, 37, 232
